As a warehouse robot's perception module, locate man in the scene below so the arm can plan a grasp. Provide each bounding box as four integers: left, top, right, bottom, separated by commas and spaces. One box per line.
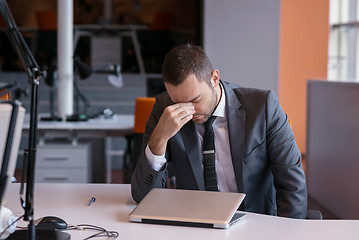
131, 44, 307, 219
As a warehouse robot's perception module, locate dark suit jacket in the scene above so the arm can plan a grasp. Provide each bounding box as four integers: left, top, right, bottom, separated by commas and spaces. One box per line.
131, 81, 307, 219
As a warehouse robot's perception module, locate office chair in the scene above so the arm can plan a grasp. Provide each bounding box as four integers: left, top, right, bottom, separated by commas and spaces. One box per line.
123, 97, 156, 183
0, 90, 10, 100
288, 118, 323, 220
306, 210, 323, 219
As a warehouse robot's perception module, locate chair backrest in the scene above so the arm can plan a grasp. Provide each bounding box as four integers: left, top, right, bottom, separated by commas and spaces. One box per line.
288, 118, 322, 219
0, 90, 11, 101
134, 97, 156, 134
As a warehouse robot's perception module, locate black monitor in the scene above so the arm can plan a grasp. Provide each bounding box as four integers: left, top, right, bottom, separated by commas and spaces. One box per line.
0, 104, 25, 204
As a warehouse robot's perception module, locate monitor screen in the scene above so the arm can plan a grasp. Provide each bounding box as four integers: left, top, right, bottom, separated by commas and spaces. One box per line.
0, 103, 25, 204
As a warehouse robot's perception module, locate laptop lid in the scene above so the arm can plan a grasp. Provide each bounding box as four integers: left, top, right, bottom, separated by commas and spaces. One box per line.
129, 188, 246, 229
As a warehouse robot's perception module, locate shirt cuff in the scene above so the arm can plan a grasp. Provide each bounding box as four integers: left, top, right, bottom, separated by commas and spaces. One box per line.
145, 144, 167, 171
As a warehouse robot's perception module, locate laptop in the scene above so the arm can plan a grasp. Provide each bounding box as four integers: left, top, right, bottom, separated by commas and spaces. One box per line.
129, 188, 246, 229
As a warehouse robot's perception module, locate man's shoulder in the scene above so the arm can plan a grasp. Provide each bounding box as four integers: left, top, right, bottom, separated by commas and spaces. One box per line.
222, 81, 273, 99
156, 91, 171, 103
152, 91, 173, 111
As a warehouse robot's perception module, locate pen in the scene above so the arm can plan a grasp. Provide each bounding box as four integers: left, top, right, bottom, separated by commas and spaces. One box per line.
88, 197, 96, 206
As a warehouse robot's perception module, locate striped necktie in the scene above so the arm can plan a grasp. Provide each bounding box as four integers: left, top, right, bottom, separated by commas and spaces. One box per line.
203, 116, 218, 191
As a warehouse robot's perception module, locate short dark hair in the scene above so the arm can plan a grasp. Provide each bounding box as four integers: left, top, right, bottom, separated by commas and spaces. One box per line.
162, 44, 214, 86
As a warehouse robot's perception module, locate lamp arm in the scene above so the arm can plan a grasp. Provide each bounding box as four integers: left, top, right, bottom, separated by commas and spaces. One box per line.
0, 1, 45, 239
0, 1, 43, 84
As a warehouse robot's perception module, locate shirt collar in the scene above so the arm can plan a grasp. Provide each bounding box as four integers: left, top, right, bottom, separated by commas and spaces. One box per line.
212, 83, 226, 118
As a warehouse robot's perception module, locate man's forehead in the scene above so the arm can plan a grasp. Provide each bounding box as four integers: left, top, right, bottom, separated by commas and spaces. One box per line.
165, 80, 203, 103
170, 93, 201, 104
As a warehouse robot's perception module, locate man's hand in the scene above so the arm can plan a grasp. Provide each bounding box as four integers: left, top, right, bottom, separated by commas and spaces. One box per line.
148, 103, 195, 155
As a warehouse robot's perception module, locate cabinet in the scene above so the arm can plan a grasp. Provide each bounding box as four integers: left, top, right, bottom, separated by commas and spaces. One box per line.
35, 144, 91, 183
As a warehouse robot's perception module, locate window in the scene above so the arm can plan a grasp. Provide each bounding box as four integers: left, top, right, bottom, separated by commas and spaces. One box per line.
328, 0, 359, 81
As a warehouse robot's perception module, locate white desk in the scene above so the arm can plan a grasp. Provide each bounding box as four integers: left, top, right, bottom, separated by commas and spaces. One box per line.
22, 114, 134, 183
3, 183, 359, 240
22, 114, 134, 137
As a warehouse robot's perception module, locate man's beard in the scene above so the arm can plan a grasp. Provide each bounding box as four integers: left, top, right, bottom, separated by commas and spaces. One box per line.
192, 88, 218, 124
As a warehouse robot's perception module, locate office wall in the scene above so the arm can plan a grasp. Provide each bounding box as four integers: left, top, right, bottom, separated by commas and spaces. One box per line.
203, 0, 329, 153
278, 0, 329, 153
203, 0, 281, 93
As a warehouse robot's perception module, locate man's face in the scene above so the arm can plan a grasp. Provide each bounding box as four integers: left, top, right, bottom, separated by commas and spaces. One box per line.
165, 72, 220, 124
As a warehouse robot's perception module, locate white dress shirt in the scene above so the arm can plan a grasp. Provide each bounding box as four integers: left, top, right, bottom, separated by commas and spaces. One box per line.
145, 84, 238, 192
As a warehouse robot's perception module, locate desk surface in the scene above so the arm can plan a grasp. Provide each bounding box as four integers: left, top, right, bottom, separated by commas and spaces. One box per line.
21, 114, 134, 183
23, 114, 134, 131
3, 183, 359, 240
22, 114, 134, 139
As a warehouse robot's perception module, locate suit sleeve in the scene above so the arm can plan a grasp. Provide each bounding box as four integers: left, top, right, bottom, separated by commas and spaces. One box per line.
265, 91, 308, 218
131, 95, 169, 203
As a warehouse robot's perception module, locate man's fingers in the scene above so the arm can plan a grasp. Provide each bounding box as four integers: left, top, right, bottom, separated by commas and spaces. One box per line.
169, 102, 193, 108
176, 107, 194, 121
150, 103, 195, 152
157, 103, 195, 135
167, 103, 194, 119
167, 102, 193, 112
179, 113, 194, 124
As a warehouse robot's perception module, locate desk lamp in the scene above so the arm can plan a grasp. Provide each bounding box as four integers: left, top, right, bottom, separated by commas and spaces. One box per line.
40, 57, 122, 122
0, 1, 70, 239
72, 56, 123, 120
41, 62, 61, 121
39, 59, 90, 122
73, 55, 123, 87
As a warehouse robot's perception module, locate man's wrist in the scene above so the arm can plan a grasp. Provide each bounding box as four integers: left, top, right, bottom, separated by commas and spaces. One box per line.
148, 134, 167, 156
145, 145, 167, 171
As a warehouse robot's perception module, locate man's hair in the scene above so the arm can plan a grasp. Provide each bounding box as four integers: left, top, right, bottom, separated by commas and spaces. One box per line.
162, 44, 214, 86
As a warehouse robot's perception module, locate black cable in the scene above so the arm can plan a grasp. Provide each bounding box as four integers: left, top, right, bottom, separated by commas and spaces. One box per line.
0, 214, 24, 238
84, 230, 119, 240
7, 223, 119, 239
66, 224, 119, 239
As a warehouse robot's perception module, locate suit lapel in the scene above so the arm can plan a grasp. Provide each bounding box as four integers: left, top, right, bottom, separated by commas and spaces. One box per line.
223, 82, 245, 193
178, 82, 245, 192
180, 122, 205, 190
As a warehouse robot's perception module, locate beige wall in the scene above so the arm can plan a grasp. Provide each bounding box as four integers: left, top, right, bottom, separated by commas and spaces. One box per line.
279, 0, 329, 153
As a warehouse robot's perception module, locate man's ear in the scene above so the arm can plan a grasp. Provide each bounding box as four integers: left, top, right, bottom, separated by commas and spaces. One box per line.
211, 70, 220, 86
